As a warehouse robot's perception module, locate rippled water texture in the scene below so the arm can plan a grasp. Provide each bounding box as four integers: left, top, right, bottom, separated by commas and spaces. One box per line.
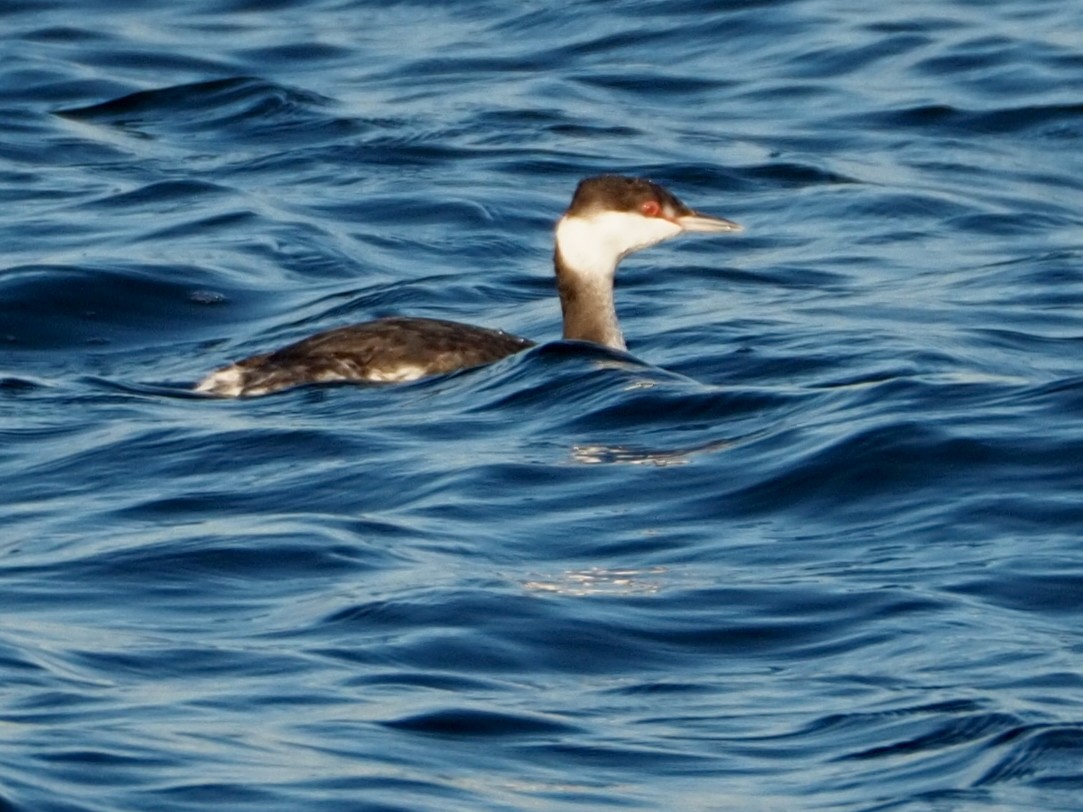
3, 1, 1083, 810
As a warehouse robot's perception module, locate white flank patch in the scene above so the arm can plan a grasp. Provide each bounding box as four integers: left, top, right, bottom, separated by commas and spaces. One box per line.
194, 366, 245, 397
364, 365, 428, 383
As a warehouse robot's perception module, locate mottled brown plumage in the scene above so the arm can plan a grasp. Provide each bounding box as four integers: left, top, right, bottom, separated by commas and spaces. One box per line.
196, 317, 532, 396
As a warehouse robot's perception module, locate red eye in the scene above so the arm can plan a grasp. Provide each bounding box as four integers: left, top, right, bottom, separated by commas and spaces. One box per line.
640, 200, 661, 217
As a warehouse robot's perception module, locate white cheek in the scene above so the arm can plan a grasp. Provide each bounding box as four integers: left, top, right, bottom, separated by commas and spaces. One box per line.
600, 210, 682, 256
556, 212, 681, 281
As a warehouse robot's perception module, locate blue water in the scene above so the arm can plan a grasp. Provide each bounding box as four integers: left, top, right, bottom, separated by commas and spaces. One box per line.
3, 1, 1083, 809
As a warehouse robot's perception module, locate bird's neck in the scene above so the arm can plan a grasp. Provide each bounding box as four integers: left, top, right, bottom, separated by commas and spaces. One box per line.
553, 216, 626, 350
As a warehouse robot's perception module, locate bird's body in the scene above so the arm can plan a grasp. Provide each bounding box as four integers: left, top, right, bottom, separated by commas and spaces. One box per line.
197, 317, 533, 397
196, 175, 741, 397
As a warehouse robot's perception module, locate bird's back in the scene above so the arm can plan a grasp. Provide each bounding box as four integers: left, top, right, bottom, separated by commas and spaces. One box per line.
196, 317, 534, 397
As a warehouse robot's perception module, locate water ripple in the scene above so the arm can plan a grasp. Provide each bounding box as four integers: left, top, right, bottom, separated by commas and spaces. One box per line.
3, 1, 1083, 810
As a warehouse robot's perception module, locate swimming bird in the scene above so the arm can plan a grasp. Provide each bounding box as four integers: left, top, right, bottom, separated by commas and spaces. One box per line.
195, 175, 741, 397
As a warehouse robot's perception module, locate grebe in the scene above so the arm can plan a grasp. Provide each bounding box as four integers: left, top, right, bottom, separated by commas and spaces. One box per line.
196, 175, 741, 397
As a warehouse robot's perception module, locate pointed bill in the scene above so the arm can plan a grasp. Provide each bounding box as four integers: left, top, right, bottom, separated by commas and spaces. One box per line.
675, 211, 743, 233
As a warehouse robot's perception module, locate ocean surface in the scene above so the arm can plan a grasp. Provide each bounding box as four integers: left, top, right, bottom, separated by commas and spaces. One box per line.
2, 1, 1083, 809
